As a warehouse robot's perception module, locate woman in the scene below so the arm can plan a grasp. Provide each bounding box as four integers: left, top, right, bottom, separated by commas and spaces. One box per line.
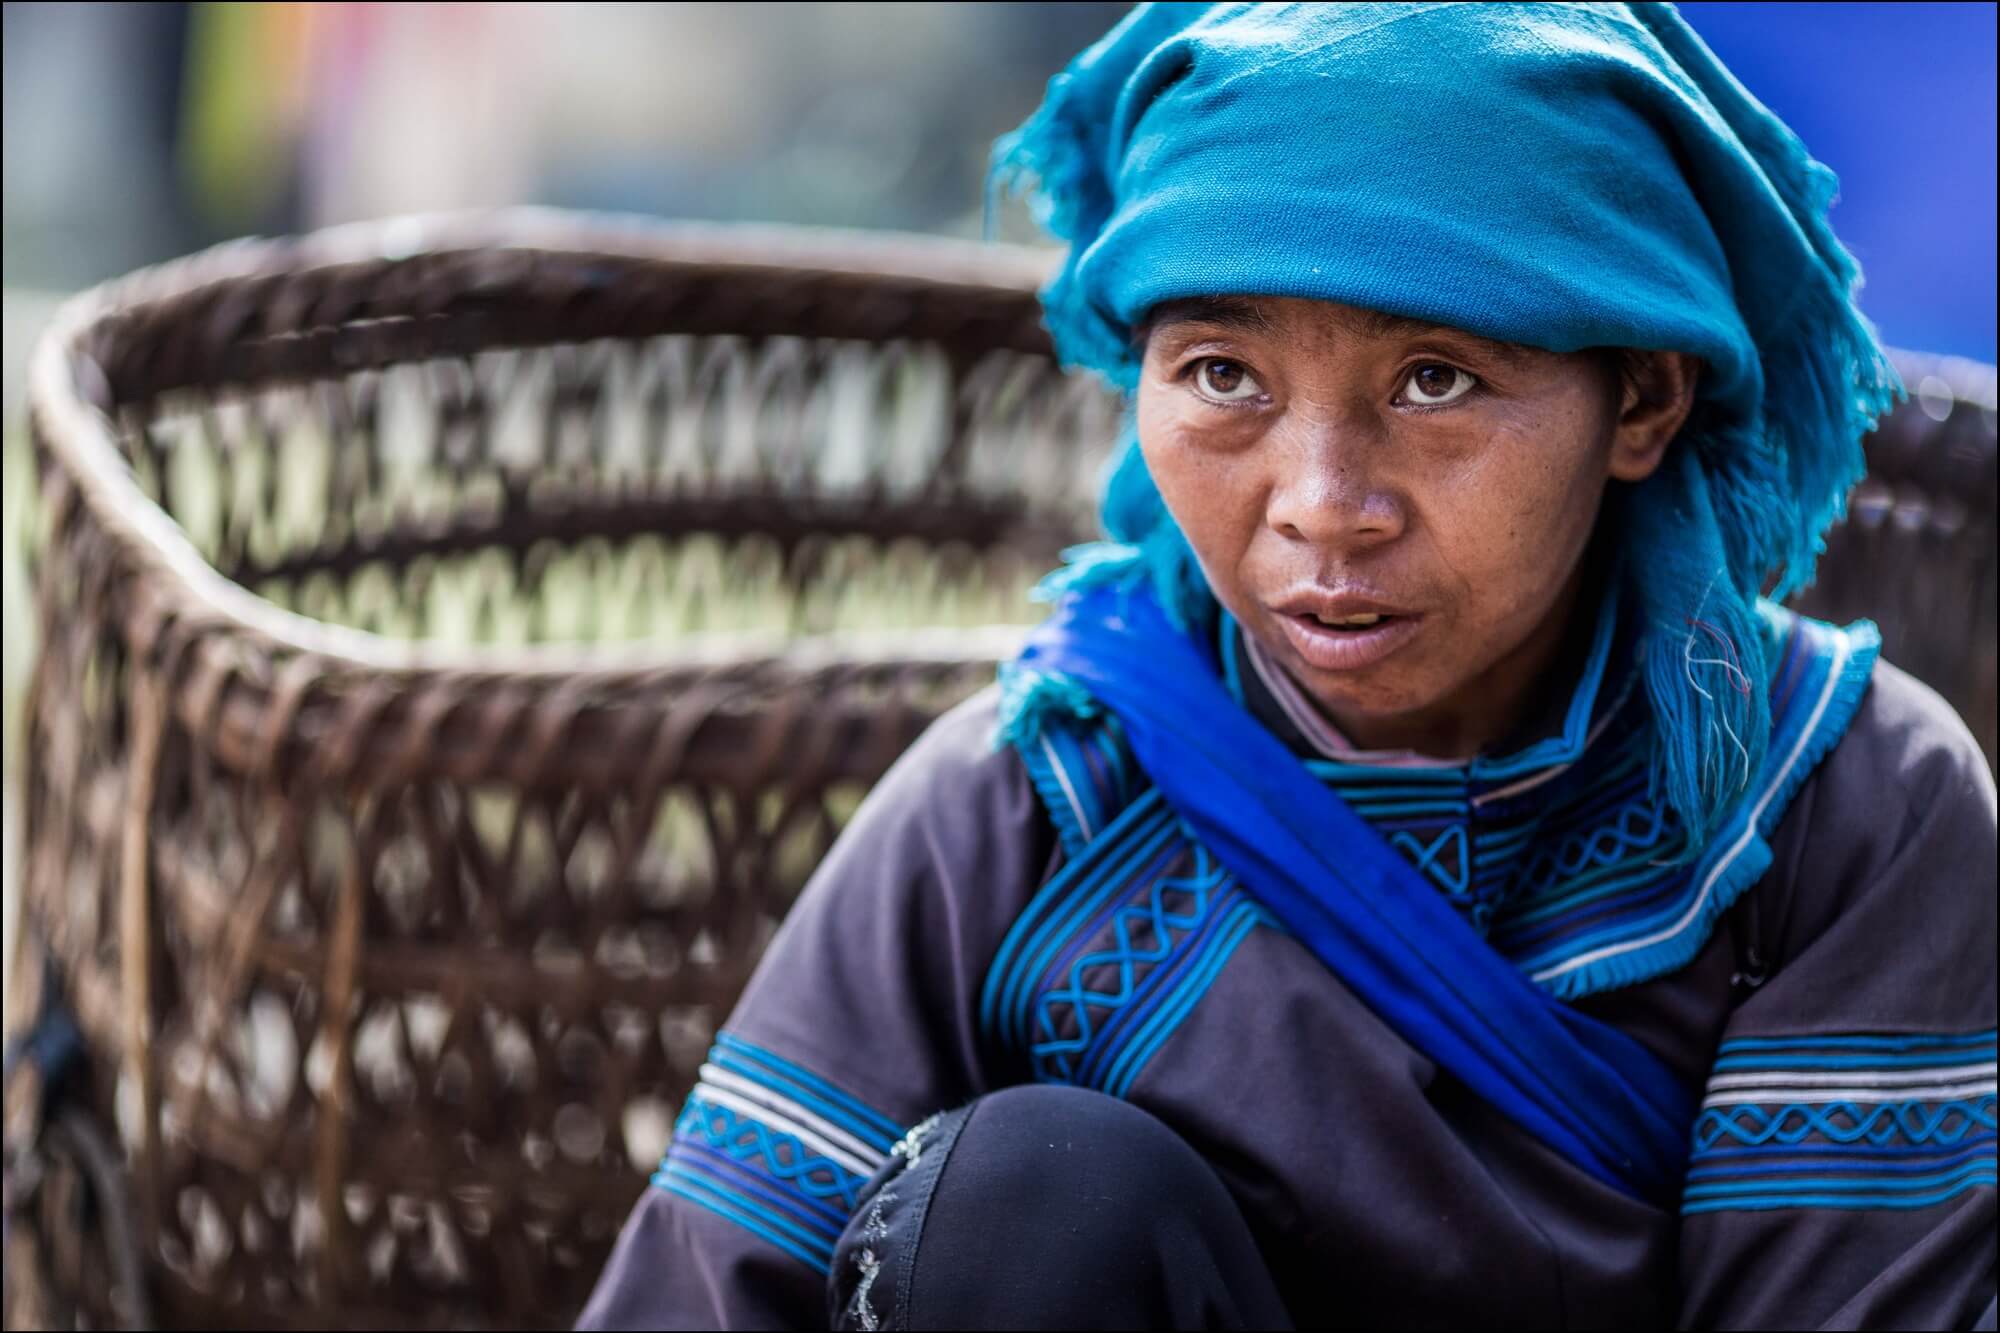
580, 5, 1997, 1328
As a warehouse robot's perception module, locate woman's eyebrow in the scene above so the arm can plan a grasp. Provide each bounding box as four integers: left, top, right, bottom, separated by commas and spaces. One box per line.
1354, 309, 1447, 340
1145, 297, 1279, 337
1147, 299, 1536, 366
1351, 309, 1536, 366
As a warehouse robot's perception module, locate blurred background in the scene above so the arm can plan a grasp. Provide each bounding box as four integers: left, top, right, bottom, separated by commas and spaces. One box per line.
2, 0, 1996, 1026
0, 7, 1993, 1326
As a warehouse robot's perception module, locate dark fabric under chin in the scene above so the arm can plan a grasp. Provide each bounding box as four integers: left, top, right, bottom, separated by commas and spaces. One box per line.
826, 1083, 1293, 1332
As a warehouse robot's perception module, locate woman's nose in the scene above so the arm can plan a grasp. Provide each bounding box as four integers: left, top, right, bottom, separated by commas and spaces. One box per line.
1263, 424, 1406, 550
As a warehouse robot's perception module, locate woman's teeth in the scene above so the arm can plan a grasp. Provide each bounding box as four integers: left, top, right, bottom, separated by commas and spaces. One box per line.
1314, 612, 1384, 628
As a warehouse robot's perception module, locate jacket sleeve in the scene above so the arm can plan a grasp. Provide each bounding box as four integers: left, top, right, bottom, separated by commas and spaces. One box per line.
1676, 662, 1999, 1331
575, 689, 1055, 1330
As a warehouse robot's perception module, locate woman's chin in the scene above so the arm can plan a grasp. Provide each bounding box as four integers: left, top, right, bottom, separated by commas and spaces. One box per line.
1292, 674, 1455, 744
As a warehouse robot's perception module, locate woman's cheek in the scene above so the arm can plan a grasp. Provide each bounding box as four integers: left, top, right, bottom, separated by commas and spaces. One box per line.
1152, 427, 1260, 527
1141, 432, 1197, 511
1426, 479, 1557, 624
1480, 435, 1591, 563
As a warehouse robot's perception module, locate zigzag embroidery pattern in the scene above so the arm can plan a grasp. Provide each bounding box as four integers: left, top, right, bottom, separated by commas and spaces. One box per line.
672, 1096, 874, 1213
1031, 843, 1236, 1083
1694, 1097, 1999, 1151
652, 1036, 905, 1274
1683, 1032, 1997, 1215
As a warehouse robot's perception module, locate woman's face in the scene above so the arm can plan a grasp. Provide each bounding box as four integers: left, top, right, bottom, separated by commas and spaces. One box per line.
1137, 295, 1695, 757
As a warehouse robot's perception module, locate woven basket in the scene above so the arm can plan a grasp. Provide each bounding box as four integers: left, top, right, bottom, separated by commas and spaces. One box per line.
5, 209, 1994, 1331
4, 210, 1119, 1330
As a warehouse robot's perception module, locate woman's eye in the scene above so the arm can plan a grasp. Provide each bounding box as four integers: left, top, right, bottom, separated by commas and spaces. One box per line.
1401, 363, 1477, 407
1192, 358, 1263, 403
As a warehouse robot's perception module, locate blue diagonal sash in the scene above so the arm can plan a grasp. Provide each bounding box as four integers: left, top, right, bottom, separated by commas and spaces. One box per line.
1013, 586, 1697, 1203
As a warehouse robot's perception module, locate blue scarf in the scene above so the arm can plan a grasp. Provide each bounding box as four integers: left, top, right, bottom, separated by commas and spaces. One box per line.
990, 2, 1904, 849
1012, 583, 1699, 1201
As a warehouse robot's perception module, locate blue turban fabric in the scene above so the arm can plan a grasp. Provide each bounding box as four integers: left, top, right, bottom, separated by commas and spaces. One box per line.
989, 1, 1904, 850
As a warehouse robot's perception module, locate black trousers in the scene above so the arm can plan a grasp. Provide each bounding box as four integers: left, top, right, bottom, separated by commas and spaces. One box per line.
826, 1084, 1294, 1331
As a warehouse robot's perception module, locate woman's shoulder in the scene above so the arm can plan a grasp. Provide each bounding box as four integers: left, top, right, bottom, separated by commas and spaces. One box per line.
1828, 657, 1996, 822
874, 684, 1038, 816
810, 684, 1060, 902
1763, 654, 1996, 956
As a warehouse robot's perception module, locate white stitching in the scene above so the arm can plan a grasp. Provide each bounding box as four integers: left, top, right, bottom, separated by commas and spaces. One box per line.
845, 1188, 897, 1331
891, 1112, 944, 1169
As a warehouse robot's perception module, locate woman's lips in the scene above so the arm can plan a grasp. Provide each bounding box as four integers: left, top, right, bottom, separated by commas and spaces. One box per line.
1275, 610, 1424, 671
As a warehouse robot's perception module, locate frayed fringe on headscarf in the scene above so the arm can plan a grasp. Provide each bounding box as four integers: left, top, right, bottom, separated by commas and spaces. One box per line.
986, 5, 1172, 386
991, 420, 1214, 755
1623, 454, 1774, 860
1617, 5, 1903, 845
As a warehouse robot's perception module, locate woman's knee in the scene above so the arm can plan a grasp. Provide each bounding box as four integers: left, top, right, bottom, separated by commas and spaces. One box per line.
941, 1082, 1230, 1241
828, 1083, 1286, 1330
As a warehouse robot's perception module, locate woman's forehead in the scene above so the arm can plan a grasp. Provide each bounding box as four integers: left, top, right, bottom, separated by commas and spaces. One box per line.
1144, 296, 1544, 365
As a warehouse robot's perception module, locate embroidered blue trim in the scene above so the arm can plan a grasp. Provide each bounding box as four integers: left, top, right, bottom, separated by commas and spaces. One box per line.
1016, 715, 1143, 860
1070, 875, 1261, 1090
1516, 801, 1670, 900
1714, 1050, 1999, 1071
1521, 608, 1880, 999
979, 791, 1175, 1048
1106, 901, 1270, 1098
1011, 608, 1880, 1014
658, 1175, 836, 1272
669, 1100, 871, 1208
1683, 1030, 1998, 1215
659, 1103, 857, 1272
1681, 1176, 1999, 1214
1695, 1099, 1999, 1150
671, 1139, 849, 1229
1689, 1141, 1997, 1178
1031, 844, 1235, 1082
1020, 726, 1096, 859
1392, 824, 1471, 895
1218, 599, 1881, 996
1690, 1135, 1999, 1163
712, 1033, 903, 1151
655, 1037, 905, 1272
980, 804, 1281, 1098
1713, 1030, 1998, 1056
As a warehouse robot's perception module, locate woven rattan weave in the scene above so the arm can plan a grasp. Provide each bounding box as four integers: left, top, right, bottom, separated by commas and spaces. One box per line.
5, 210, 1994, 1330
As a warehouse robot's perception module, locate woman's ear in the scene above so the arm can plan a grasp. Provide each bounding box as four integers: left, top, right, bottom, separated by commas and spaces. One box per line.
1607, 350, 1702, 483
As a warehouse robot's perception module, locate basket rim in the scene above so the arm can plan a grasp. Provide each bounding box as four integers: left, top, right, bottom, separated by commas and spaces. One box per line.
27, 208, 1995, 695
26, 209, 1073, 689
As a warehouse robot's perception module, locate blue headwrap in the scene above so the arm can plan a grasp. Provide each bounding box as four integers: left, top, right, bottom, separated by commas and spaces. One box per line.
990, 1, 1903, 851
